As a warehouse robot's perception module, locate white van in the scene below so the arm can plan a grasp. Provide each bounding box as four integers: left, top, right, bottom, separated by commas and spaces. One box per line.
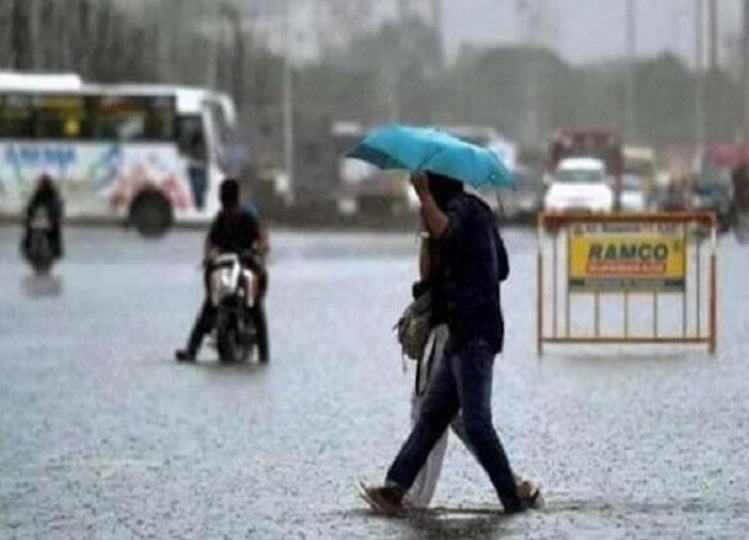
543, 157, 613, 213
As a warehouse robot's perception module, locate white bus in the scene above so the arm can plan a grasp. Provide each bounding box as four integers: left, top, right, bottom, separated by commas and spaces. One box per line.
0, 72, 237, 236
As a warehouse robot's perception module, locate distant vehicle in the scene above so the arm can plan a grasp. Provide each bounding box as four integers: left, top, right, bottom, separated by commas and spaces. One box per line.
0, 71, 238, 237
695, 143, 748, 234
619, 173, 648, 212
688, 178, 732, 233
621, 146, 656, 212
547, 128, 623, 210
499, 168, 544, 223
333, 122, 401, 216
543, 157, 613, 213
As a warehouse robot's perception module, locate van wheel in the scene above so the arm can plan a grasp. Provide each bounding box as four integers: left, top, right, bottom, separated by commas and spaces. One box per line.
129, 190, 173, 238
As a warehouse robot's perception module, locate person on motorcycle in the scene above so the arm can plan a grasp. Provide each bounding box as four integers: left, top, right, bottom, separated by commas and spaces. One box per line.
21, 173, 64, 260
175, 177, 270, 363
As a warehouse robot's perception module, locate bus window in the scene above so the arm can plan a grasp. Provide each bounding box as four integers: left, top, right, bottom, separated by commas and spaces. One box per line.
177, 115, 209, 209
34, 94, 85, 139
177, 115, 206, 160
91, 95, 177, 142
94, 95, 149, 141
146, 97, 177, 141
0, 94, 34, 138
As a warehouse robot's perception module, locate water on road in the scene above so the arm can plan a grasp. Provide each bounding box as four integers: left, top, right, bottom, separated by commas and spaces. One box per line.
2, 225, 749, 539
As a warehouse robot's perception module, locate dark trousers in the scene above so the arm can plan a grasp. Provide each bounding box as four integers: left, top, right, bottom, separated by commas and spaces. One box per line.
185, 298, 217, 353
386, 337, 522, 510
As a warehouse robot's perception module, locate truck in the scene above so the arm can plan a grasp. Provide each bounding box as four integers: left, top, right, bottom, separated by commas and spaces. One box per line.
547, 128, 624, 211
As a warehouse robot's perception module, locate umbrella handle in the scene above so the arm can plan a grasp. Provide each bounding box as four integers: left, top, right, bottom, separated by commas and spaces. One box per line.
495, 192, 506, 220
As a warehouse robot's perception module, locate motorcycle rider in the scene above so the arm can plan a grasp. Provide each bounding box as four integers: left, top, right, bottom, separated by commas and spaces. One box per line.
21, 173, 64, 261
175, 177, 270, 362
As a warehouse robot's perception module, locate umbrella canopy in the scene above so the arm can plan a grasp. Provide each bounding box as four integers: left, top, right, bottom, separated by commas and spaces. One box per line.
346, 124, 515, 189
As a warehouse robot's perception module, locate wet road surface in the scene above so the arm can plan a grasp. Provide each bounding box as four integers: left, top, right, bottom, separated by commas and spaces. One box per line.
2, 225, 749, 539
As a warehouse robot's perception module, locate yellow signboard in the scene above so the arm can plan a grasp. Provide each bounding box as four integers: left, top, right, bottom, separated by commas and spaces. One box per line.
568, 222, 686, 291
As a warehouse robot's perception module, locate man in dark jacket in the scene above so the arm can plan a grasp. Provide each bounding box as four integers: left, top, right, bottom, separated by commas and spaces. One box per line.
363, 172, 538, 514
175, 178, 269, 362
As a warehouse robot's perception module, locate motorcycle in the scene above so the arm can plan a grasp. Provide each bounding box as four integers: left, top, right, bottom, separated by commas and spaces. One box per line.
206, 251, 268, 363
23, 207, 55, 275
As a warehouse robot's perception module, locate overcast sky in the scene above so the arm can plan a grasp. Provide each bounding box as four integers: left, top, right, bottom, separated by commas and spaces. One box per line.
441, 0, 743, 67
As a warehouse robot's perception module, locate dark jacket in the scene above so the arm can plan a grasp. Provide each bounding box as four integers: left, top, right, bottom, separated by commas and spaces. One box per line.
433, 193, 509, 354
208, 208, 261, 254
26, 184, 63, 224
23, 183, 64, 258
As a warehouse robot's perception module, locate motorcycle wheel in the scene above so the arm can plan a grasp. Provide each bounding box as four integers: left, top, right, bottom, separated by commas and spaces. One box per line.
236, 310, 253, 363
216, 310, 252, 363
216, 312, 239, 364
253, 305, 270, 364
28, 233, 54, 275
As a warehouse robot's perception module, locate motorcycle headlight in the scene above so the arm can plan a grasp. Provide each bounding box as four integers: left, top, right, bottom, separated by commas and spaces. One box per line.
220, 270, 234, 289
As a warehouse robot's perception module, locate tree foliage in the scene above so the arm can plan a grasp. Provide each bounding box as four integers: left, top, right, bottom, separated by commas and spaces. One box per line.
0, 0, 744, 158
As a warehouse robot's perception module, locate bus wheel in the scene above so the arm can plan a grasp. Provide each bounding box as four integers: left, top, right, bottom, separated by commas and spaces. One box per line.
129, 189, 173, 238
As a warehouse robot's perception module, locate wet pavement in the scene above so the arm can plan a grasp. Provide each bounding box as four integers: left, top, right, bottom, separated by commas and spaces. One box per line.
2, 225, 749, 539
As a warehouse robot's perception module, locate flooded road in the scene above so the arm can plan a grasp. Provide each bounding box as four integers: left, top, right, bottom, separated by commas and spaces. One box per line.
2, 225, 749, 539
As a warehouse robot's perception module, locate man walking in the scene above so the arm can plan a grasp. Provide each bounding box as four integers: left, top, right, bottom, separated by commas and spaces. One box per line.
364, 171, 538, 514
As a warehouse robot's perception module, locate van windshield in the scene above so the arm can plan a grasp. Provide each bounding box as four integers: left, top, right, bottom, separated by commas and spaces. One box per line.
621, 173, 642, 191
554, 169, 605, 184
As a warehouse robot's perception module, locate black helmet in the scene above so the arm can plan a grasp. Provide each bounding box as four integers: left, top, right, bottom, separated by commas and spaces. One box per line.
219, 178, 240, 208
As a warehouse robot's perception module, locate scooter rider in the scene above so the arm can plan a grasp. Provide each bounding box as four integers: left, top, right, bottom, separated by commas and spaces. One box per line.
175, 177, 270, 362
21, 173, 65, 260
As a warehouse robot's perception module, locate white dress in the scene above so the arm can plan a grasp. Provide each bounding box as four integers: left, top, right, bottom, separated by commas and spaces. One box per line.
404, 324, 471, 507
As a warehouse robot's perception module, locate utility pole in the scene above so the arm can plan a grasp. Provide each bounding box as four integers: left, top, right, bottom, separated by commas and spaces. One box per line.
313, 0, 324, 60
282, 0, 295, 204
744, 0, 749, 147
383, 0, 414, 121
625, 0, 637, 141
695, 0, 705, 150
29, 0, 40, 69
708, 0, 718, 70
517, 0, 541, 144
430, 0, 444, 63
221, 2, 245, 112
10, 0, 28, 70
705, 0, 717, 143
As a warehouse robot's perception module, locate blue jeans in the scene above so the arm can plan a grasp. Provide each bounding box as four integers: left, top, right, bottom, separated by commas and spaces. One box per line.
386, 337, 521, 510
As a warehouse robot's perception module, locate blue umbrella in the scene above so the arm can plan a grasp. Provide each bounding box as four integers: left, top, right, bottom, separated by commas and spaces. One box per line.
346, 124, 515, 189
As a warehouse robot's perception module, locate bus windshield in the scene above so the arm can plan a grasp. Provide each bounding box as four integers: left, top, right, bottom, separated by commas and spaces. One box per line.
621, 173, 643, 190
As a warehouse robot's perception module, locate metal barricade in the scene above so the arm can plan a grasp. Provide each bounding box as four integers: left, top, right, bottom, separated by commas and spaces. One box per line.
536, 212, 717, 355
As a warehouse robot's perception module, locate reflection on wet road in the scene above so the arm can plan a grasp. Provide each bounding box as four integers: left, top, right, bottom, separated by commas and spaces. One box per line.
2, 226, 749, 538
